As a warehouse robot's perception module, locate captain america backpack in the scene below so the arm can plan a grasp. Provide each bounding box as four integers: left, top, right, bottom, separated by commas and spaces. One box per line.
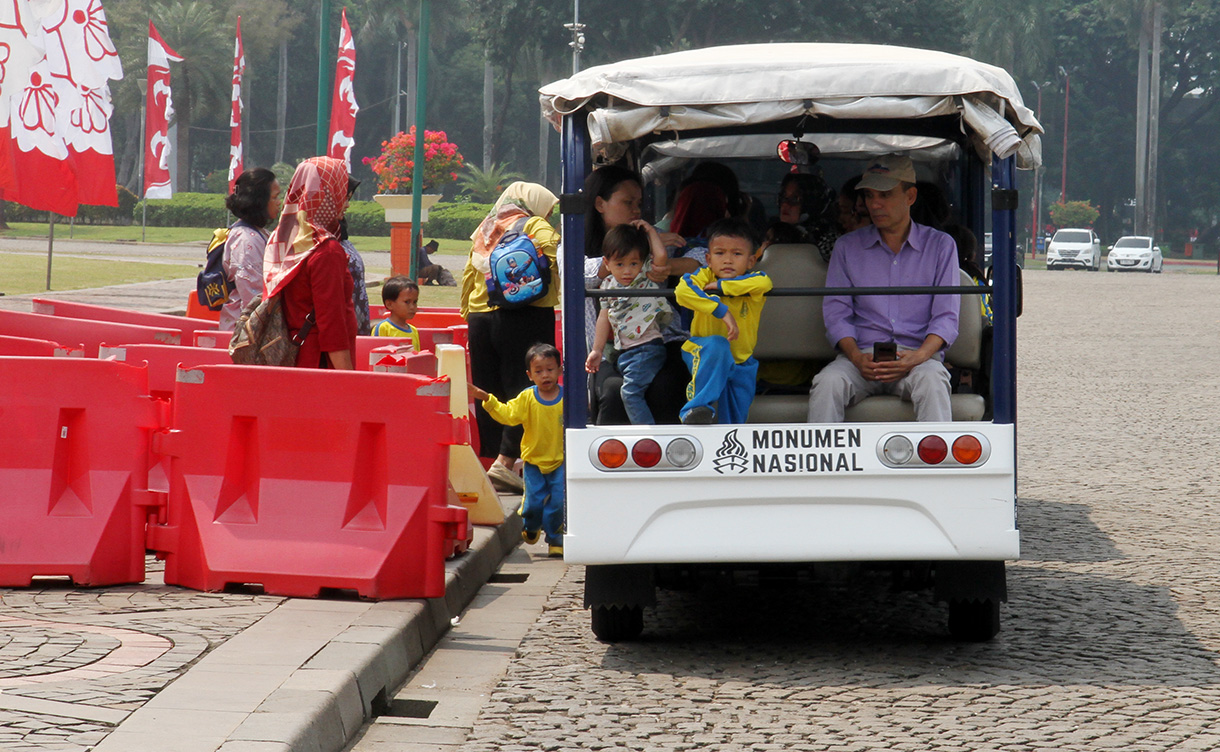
485, 217, 550, 308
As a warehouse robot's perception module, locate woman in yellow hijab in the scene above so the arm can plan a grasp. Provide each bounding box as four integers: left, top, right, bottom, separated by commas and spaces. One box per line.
460, 182, 560, 493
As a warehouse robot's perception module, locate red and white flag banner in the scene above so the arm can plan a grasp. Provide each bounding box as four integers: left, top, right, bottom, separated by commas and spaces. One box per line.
144, 20, 181, 200
0, 0, 124, 216
327, 7, 357, 170
226, 16, 244, 192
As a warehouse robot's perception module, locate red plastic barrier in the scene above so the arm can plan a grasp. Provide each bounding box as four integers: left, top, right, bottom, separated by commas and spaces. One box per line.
356, 336, 415, 371
185, 294, 222, 322
0, 334, 83, 357
32, 298, 217, 336
150, 365, 469, 599
0, 309, 180, 357
366, 344, 437, 374
369, 309, 465, 329
99, 344, 235, 399
0, 358, 159, 586
194, 329, 233, 349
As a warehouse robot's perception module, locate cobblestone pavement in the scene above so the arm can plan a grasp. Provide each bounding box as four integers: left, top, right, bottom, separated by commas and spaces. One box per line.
460, 270, 1220, 752
0, 560, 283, 752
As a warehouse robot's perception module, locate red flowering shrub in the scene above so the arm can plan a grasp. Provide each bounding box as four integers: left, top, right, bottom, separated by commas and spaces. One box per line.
363, 127, 464, 194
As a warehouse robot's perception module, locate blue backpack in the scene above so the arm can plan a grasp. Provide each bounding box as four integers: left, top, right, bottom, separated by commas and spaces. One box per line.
485, 217, 550, 308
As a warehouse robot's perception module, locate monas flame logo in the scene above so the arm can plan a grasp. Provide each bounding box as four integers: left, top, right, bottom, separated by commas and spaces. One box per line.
713, 429, 748, 475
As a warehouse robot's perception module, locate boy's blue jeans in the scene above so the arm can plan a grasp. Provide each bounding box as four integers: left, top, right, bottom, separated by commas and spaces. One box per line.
680, 335, 758, 424
522, 462, 565, 545
616, 340, 667, 425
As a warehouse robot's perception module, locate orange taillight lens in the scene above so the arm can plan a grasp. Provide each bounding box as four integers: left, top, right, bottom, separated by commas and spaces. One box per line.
952, 435, 983, 464
597, 439, 628, 468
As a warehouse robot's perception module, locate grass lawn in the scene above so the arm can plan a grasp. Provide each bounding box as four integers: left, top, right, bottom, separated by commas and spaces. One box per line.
0, 221, 471, 257
0, 254, 196, 295
0, 222, 207, 245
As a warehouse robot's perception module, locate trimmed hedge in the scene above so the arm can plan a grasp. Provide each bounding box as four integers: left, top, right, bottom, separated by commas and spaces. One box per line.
343, 200, 493, 239
344, 200, 388, 236
423, 202, 491, 240
4, 185, 140, 225
138, 192, 230, 228
0, 191, 498, 239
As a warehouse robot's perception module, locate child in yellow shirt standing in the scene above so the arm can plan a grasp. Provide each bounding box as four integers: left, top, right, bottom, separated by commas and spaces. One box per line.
470, 344, 565, 556
370, 276, 421, 350
675, 218, 772, 424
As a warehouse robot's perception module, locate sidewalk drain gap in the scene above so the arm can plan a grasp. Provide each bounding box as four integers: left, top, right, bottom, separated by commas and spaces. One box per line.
382, 699, 438, 719
488, 573, 529, 584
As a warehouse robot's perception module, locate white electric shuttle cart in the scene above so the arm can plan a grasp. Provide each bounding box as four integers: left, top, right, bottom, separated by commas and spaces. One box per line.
540, 43, 1041, 642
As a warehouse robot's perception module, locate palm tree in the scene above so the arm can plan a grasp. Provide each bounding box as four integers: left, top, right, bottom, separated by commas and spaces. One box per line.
458, 162, 525, 202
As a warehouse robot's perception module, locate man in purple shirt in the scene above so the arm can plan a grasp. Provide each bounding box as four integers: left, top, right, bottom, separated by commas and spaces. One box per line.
808, 154, 959, 422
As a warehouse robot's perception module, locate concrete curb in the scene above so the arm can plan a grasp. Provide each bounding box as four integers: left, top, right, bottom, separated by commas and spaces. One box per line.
95, 512, 522, 752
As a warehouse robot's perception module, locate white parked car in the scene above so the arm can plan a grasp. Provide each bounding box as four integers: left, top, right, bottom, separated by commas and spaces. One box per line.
1106, 236, 1163, 273
1046, 228, 1101, 271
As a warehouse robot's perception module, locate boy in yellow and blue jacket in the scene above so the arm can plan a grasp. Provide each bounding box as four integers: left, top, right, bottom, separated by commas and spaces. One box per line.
469, 343, 565, 556
675, 218, 772, 425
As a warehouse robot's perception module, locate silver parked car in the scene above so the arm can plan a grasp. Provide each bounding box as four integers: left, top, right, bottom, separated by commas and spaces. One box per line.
1046, 228, 1101, 271
1106, 236, 1163, 273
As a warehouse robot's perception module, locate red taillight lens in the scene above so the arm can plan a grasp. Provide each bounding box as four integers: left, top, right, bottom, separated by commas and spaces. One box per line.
632, 438, 662, 468
597, 439, 628, 468
917, 435, 948, 464
952, 435, 983, 464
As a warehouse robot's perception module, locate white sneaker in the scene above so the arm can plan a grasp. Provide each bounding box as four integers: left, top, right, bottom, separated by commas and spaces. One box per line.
487, 462, 524, 493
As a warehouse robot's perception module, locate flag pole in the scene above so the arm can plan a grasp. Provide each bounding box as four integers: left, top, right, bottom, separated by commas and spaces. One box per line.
408, 0, 430, 281
316, 0, 332, 155
45, 216, 55, 291
138, 77, 148, 242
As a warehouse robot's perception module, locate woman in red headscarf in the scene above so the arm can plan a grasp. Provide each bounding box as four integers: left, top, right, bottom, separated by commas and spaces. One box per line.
262, 157, 358, 369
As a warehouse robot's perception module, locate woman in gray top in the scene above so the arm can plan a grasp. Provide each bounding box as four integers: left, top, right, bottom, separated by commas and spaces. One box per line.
219, 168, 281, 330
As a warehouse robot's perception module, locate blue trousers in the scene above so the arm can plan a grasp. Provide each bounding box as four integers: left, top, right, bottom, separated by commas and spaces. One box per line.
522, 462, 565, 545
680, 336, 758, 424
617, 340, 668, 425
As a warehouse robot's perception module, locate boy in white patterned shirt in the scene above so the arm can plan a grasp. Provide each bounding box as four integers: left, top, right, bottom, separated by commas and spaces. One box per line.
584, 221, 672, 425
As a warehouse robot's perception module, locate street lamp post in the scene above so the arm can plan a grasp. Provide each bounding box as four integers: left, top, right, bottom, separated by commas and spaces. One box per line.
1059, 66, 1070, 202
1030, 80, 1050, 257
565, 0, 586, 75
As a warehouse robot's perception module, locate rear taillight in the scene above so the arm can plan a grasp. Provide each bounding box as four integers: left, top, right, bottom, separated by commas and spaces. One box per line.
878, 432, 990, 468
952, 435, 983, 464
917, 435, 948, 464
631, 439, 662, 468
593, 436, 703, 471
597, 439, 628, 469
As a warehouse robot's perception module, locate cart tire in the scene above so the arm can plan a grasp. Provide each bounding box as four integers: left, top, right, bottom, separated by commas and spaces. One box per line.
948, 599, 1000, 642
591, 605, 644, 643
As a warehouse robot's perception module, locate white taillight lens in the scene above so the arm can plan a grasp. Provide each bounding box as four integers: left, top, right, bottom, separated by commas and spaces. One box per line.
665, 438, 698, 468
882, 435, 914, 464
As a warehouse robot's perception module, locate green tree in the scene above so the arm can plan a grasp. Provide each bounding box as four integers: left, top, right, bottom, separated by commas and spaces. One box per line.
1050, 200, 1101, 227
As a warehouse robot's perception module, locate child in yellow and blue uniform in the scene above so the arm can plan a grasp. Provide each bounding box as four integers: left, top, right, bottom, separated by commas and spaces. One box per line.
370, 275, 421, 349
469, 343, 565, 556
675, 218, 772, 424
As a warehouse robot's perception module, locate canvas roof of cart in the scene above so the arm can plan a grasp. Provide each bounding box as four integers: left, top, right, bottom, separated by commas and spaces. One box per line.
539, 42, 1044, 168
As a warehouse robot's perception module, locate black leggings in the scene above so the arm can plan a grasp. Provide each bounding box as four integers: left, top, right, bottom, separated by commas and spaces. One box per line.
467, 307, 556, 459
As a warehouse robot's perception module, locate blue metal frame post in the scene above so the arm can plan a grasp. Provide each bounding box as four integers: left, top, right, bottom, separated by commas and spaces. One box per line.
991, 156, 1017, 427
561, 114, 591, 428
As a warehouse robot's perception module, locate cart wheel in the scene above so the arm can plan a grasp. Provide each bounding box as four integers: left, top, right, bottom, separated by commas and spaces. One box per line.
948, 599, 1000, 642
591, 605, 644, 643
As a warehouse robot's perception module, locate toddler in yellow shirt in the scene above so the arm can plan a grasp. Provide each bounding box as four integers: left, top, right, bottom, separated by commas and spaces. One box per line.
470, 344, 564, 556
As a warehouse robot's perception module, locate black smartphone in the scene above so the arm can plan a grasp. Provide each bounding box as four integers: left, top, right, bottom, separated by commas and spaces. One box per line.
873, 341, 898, 362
